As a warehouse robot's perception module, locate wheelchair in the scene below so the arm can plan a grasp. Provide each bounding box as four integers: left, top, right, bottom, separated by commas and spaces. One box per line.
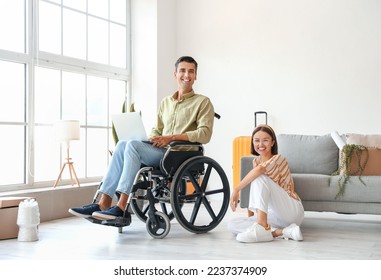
86, 136, 230, 239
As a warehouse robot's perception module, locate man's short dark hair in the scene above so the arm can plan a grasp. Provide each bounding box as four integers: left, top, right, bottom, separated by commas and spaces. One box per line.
175, 56, 198, 72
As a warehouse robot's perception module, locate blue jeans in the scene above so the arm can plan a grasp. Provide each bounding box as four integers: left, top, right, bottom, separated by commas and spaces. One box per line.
99, 140, 166, 197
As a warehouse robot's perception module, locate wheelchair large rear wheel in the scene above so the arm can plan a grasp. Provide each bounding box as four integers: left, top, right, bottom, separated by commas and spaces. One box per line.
170, 156, 230, 234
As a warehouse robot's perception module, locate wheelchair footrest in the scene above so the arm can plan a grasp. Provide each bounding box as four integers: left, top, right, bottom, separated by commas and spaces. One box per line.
85, 214, 131, 228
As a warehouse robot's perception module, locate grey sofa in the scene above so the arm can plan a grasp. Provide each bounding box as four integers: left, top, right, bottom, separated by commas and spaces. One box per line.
239, 134, 381, 215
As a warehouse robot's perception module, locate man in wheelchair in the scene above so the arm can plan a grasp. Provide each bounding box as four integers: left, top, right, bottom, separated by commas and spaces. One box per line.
69, 56, 215, 223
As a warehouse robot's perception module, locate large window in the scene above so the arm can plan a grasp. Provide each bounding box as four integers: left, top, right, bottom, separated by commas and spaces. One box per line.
0, 0, 130, 190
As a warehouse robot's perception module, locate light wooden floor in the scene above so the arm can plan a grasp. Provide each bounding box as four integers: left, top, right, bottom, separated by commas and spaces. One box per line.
1, 208, 381, 260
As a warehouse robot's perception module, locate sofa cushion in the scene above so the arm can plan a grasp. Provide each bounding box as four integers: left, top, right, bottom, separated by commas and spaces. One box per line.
292, 174, 333, 201
329, 175, 381, 203
277, 134, 339, 175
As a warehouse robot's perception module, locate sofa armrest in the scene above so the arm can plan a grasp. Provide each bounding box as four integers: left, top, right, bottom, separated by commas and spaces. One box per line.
239, 156, 254, 208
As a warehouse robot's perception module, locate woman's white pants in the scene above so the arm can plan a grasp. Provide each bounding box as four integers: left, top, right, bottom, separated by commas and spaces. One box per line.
228, 175, 304, 234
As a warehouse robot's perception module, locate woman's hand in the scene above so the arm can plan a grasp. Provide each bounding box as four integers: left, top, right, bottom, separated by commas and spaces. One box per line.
230, 189, 240, 212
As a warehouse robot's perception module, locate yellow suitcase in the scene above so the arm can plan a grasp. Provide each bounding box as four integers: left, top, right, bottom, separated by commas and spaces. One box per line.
232, 136, 252, 187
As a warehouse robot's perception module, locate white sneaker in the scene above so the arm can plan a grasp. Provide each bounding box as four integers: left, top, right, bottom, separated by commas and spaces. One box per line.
282, 223, 303, 241
236, 223, 274, 243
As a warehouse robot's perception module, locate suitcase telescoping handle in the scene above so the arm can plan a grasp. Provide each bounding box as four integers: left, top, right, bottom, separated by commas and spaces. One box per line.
254, 111, 267, 127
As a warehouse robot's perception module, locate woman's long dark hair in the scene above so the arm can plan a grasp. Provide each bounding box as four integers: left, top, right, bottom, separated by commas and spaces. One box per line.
250, 125, 278, 156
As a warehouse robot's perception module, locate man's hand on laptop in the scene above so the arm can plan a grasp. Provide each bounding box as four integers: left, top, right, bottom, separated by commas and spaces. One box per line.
149, 136, 174, 148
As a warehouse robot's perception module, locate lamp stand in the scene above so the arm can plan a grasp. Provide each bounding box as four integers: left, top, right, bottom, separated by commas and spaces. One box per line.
53, 143, 80, 188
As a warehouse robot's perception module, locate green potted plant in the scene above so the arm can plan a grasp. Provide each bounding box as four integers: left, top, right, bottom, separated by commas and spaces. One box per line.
333, 144, 369, 198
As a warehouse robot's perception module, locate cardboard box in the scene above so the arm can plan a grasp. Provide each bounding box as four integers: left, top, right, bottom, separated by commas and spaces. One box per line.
0, 197, 33, 240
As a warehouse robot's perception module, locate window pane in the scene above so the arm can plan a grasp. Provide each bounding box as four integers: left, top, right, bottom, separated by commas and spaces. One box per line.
110, 23, 126, 68
62, 71, 85, 122
88, 0, 108, 19
110, 0, 126, 24
0, 0, 25, 52
63, 0, 86, 11
35, 67, 61, 123
88, 16, 108, 65
34, 125, 60, 182
108, 127, 116, 156
87, 128, 108, 177
0, 125, 24, 185
39, 1, 62, 54
0, 61, 25, 122
87, 76, 108, 126
109, 79, 127, 121
109, 80, 126, 150
63, 8, 86, 60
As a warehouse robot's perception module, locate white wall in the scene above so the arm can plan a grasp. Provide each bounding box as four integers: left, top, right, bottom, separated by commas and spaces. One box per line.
132, 0, 381, 187
131, 0, 177, 131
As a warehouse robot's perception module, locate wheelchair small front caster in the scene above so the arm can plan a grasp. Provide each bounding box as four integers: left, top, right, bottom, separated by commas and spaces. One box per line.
146, 211, 170, 239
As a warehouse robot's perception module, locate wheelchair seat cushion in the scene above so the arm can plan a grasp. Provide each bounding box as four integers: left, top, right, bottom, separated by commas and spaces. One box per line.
160, 150, 203, 176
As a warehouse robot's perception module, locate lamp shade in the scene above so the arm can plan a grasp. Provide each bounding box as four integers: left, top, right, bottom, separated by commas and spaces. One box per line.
54, 120, 80, 142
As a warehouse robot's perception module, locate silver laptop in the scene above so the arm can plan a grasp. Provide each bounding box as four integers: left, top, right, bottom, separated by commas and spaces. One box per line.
111, 112, 148, 141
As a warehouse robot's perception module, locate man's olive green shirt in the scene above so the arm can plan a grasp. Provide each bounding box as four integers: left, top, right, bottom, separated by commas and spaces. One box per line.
150, 91, 214, 144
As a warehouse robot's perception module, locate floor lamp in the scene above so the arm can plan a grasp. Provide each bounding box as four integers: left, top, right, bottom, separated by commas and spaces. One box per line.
53, 120, 80, 188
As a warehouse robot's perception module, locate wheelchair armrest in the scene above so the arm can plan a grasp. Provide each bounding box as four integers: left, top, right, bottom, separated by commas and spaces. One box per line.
168, 141, 202, 147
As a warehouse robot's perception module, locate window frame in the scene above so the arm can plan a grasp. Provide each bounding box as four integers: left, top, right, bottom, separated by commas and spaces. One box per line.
0, 0, 131, 192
